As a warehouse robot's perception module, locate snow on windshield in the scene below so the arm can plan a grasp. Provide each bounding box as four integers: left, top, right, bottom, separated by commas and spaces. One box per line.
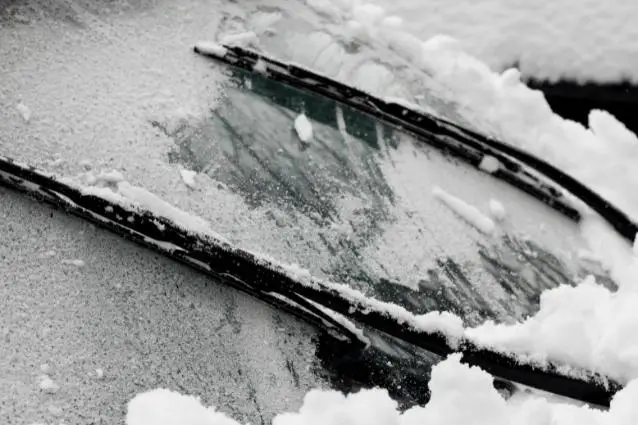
1, 0, 637, 423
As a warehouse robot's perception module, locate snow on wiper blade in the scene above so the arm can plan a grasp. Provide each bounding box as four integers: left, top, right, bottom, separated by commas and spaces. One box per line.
194, 42, 638, 244
0, 149, 622, 405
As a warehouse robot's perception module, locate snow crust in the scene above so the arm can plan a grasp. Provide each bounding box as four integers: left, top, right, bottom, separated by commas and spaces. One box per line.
126, 354, 638, 425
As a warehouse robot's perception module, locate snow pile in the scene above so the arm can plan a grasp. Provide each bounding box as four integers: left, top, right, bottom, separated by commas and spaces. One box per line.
126, 354, 638, 425
308, 0, 638, 223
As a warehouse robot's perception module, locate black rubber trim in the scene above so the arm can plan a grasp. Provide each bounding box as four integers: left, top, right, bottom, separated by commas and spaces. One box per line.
0, 153, 621, 407
195, 44, 638, 243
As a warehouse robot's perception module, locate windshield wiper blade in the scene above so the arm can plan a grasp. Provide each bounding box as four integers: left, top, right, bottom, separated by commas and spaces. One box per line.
0, 151, 621, 407
194, 43, 637, 244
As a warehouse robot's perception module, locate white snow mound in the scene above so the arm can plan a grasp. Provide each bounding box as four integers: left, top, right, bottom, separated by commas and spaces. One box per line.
294, 113, 314, 142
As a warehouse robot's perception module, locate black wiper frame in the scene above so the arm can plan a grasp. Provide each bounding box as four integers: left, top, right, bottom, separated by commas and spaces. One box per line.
1, 43, 634, 408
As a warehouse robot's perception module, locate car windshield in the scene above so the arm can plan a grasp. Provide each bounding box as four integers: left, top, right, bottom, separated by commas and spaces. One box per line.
165, 60, 613, 324
0, 1, 631, 424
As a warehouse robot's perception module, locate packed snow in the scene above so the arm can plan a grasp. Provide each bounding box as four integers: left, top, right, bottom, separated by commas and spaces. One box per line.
432, 186, 496, 235
125, 354, 638, 425
95, 170, 125, 185
467, 275, 638, 384
294, 113, 314, 142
